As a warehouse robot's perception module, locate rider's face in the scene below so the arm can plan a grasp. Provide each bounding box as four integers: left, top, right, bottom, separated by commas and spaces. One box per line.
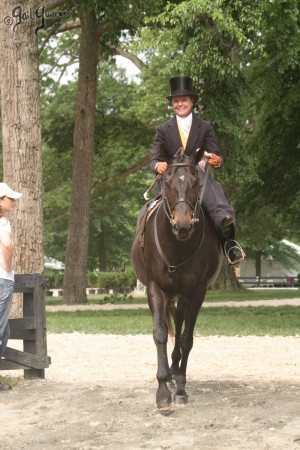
172, 96, 194, 117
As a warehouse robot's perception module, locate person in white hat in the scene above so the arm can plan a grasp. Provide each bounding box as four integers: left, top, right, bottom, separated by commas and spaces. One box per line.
0, 183, 22, 391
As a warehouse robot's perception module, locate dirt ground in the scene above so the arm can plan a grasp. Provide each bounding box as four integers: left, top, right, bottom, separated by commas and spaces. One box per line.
0, 331, 300, 450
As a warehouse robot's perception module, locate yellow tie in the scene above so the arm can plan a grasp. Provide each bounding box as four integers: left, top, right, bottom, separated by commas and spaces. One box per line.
177, 122, 188, 150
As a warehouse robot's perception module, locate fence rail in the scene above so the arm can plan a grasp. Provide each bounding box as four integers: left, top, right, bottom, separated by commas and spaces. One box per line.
0, 274, 51, 379
238, 276, 299, 288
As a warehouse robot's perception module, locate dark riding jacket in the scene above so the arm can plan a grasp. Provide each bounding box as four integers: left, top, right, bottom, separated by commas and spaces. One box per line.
150, 114, 222, 173
149, 113, 235, 238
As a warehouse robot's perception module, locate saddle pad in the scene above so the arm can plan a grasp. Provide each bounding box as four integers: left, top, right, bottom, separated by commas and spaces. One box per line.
146, 198, 162, 223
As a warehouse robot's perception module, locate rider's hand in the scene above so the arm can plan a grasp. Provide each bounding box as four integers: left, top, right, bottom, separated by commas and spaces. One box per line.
156, 162, 168, 174
207, 153, 222, 168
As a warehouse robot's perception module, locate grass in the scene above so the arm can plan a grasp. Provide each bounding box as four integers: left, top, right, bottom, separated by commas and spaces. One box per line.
46, 294, 147, 306
46, 305, 300, 336
205, 289, 300, 302
195, 306, 300, 336
45, 288, 300, 306
0, 375, 21, 389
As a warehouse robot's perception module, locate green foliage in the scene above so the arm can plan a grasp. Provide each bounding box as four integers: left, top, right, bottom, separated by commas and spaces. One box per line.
87, 66, 154, 270
95, 269, 137, 289
87, 271, 98, 287
238, 0, 300, 239
44, 268, 136, 289
36, 0, 300, 277
102, 293, 134, 303
148, 0, 247, 75
40, 62, 153, 270
135, 0, 254, 188
44, 270, 64, 289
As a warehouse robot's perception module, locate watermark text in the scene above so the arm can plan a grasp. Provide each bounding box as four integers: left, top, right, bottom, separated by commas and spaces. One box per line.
4, 4, 70, 35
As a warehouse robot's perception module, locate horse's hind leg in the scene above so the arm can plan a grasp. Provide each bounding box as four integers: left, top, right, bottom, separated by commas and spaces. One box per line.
148, 282, 172, 409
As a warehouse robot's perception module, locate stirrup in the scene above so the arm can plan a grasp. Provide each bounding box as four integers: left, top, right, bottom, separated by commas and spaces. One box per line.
224, 240, 245, 265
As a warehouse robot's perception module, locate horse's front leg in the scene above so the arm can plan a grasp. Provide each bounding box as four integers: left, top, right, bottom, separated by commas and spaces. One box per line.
170, 296, 186, 377
147, 281, 172, 409
174, 290, 206, 405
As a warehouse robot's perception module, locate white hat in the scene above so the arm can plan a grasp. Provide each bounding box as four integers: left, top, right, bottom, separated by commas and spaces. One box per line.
0, 183, 22, 199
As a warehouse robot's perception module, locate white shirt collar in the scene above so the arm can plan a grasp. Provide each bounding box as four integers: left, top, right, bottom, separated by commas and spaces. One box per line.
176, 113, 193, 136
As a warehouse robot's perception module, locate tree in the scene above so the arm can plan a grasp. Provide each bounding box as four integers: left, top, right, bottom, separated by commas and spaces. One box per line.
62, 6, 99, 303
136, 0, 300, 278
41, 65, 152, 272
242, 0, 300, 235
47, 0, 165, 302
31, 0, 300, 292
233, 0, 300, 273
0, 0, 44, 313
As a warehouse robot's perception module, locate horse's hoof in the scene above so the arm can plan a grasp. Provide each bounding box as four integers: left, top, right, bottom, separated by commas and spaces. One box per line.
174, 394, 188, 405
156, 394, 172, 410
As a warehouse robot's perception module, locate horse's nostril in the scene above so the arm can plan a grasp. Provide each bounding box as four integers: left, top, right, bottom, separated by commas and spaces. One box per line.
178, 228, 189, 236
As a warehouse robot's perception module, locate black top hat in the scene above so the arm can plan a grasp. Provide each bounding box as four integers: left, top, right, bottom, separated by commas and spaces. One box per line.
166, 76, 198, 101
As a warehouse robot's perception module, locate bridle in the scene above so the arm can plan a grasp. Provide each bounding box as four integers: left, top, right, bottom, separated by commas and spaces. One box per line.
161, 161, 207, 226
154, 160, 210, 273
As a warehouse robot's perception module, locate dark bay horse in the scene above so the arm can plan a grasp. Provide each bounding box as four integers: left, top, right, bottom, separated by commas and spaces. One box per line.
131, 152, 222, 409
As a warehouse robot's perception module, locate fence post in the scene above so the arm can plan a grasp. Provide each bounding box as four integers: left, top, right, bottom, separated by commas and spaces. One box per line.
0, 274, 50, 379
22, 274, 48, 379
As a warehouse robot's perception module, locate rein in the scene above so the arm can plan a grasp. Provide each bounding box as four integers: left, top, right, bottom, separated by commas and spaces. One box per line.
195, 163, 211, 219
154, 161, 209, 273
154, 203, 205, 273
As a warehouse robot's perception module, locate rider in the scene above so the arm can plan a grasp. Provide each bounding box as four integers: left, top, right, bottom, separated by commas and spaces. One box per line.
150, 76, 245, 265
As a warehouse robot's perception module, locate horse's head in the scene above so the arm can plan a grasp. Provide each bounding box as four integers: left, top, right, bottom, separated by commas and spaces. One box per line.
162, 151, 203, 241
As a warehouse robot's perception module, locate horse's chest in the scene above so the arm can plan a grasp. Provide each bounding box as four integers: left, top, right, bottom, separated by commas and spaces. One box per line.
157, 270, 201, 295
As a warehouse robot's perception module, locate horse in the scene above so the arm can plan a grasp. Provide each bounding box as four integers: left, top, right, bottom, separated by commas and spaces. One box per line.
131, 151, 223, 409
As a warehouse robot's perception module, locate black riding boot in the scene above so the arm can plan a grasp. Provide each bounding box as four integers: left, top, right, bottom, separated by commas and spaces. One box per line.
221, 217, 245, 265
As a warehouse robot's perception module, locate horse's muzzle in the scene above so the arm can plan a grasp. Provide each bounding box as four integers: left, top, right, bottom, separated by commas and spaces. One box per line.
172, 222, 194, 241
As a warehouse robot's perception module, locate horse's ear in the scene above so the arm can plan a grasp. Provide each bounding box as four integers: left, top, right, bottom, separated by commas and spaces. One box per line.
194, 148, 204, 165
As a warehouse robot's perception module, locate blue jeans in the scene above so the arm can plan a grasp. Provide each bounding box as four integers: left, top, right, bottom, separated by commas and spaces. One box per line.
0, 279, 14, 358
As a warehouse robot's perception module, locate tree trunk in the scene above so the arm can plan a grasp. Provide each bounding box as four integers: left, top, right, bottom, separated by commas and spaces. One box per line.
0, 1, 43, 315
255, 251, 262, 287
62, 7, 98, 303
212, 258, 242, 290
255, 252, 262, 278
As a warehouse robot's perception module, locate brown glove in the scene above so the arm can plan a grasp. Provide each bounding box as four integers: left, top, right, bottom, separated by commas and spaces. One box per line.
207, 153, 222, 168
